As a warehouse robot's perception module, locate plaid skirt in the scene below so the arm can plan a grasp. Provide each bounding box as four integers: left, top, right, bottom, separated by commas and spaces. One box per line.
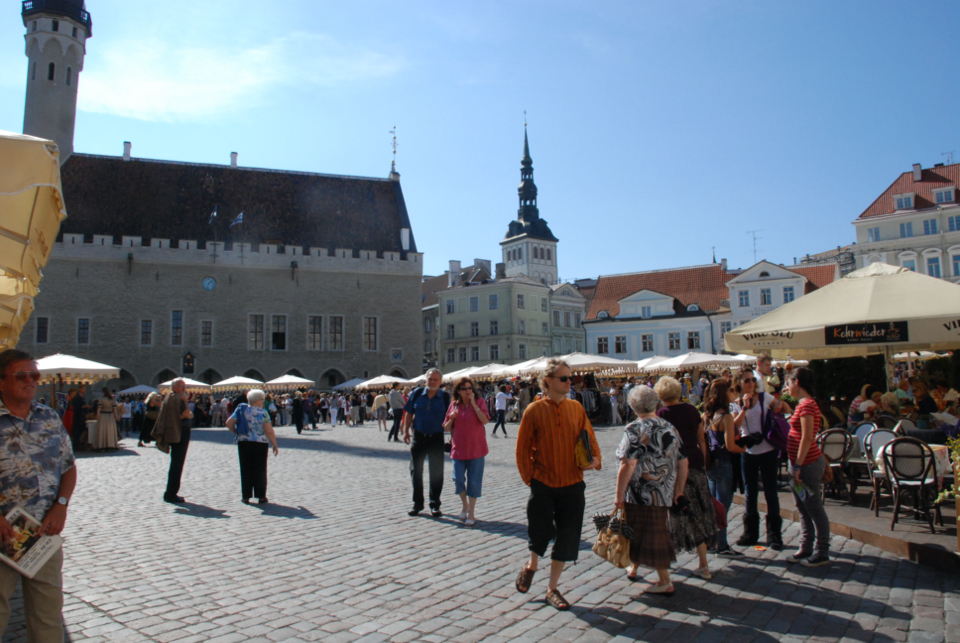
623, 504, 675, 569
668, 468, 718, 553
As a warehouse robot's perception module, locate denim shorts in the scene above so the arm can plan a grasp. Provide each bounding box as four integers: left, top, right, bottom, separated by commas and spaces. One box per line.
452, 457, 484, 498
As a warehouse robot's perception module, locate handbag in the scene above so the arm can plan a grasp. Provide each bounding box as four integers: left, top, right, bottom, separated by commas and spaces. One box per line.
574, 429, 593, 468
592, 507, 632, 569
760, 393, 791, 452
712, 497, 727, 530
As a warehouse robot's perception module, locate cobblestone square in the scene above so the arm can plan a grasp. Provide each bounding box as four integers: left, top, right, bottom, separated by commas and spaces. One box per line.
4, 420, 957, 642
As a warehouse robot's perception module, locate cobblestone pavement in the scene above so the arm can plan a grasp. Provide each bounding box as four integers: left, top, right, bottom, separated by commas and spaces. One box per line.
4, 419, 957, 643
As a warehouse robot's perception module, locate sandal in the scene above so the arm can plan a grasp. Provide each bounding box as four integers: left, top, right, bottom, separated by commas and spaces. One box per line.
545, 588, 571, 611
515, 565, 536, 594
645, 583, 675, 596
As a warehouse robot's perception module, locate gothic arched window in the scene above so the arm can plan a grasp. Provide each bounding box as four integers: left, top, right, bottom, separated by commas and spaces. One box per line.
547, 248, 552, 261
47, 62, 55, 81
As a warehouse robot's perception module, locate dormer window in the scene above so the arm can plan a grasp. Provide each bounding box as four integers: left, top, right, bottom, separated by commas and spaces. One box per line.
935, 188, 954, 204
641, 306, 651, 319
894, 194, 914, 210
686, 304, 699, 312
598, 311, 609, 319
758, 271, 770, 277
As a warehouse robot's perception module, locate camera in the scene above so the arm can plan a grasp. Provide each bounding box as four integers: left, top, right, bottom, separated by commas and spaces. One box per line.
735, 432, 764, 449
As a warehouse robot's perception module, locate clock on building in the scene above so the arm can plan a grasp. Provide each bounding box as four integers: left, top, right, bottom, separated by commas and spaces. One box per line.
201, 277, 216, 291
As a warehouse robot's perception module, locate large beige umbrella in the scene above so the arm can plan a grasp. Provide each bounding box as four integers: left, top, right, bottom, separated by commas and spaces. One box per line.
36, 354, 120, 385
442, 366, 483, 383
647, 351, 752, 374
211, 376, 263, 393
159, 378, 213, 393
560, 352, 635, 374
263, 374, 316, 391
0, 131, 66, 352
724, 263, 960, 387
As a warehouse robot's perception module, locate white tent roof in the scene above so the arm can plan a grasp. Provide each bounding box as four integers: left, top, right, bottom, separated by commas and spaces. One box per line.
560, 352, 635, 373
262, 374, 316, 390
645, 352, 753, 374
333, 377, 367, 390
118, 384, 158, 395
355, 375, 409, 390
211, 376, 262, 392
160, 378, 213, 392
636, 355, 670, 372
442, 366, 483, 383
36, 354, 120, 384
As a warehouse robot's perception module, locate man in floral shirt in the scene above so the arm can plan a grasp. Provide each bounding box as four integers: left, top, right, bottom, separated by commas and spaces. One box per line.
0, 349, 77, 642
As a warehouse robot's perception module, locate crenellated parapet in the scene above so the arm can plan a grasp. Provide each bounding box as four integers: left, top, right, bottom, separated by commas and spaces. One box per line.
55, 234, 423, 275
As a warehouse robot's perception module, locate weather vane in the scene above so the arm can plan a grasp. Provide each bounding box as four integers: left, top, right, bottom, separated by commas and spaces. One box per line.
524, 110, 527, 127
389, 125, 398, 164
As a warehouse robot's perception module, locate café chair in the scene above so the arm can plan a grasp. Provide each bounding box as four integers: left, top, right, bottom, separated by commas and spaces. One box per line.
864, 429, 897, 516
882, 437, 942, 533
816, 429, 852, 500
846, 423, 876, 499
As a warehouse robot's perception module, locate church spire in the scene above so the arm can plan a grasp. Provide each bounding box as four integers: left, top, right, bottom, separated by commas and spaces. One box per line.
518, 124, 538, 222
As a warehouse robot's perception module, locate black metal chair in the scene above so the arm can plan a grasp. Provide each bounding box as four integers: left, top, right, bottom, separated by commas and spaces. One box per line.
881, 437, 942, 533
863, 429, 896, 516
816, 429, 852, 500
846, 423, 876, 500
874, 415, 898, 430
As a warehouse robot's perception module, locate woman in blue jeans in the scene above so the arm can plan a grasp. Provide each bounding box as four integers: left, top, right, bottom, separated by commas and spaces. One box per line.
702, 379, 747, 558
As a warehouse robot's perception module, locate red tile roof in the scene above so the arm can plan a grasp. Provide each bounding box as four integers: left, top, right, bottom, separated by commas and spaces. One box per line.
787, 264, 837, 289
858, 164, 960, 219
586, 264, 730, 320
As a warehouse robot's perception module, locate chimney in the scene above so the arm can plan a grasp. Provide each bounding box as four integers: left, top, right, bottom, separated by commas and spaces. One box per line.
122, 141, 131, 161
448, 260, 461, 288
495, 262, 506, 279
230, 152, 238, 167
912, 163, 922, 181
720, 258, 727, 272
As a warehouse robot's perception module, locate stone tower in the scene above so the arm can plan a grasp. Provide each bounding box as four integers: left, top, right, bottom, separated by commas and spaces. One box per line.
501, 127, 559, 284
22, 0, 92, 163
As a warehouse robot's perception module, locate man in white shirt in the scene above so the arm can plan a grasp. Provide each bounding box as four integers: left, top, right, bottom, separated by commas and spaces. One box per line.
120, 399, 133, 436
754, 354, 778, 395
492, 385, 513, 437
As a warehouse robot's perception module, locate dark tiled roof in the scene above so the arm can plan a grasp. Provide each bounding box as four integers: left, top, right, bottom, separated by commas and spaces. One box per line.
788, 264, 838, 289
586, 264, 730, 320
58, 154, 416, 253
421, 265, 493, 308
858, 164, 960, 220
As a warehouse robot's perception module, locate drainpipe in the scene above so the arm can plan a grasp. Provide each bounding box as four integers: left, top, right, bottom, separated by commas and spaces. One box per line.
704, 311, 717, 354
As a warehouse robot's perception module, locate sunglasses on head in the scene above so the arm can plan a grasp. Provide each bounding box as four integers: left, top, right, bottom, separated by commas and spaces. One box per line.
550, 375, 571, 383
9, 371, 41, 383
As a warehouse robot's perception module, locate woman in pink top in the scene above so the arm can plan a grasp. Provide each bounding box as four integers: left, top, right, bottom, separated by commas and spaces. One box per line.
443, 377, 490, 526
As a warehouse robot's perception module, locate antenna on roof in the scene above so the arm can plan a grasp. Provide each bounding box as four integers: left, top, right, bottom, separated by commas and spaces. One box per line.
746, 230, 764, 263
942, 151, 954, 165
712, 246, 716, 263
389, 125, 398, 169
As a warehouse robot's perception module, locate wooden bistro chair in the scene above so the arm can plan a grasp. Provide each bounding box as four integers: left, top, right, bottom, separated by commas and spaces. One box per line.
882, 437, 942, 533
816, 429, 853, 501
864, 429, 897, 516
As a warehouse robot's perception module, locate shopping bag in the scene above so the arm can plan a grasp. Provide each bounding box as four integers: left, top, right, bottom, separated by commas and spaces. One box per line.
592, 507, 632, 568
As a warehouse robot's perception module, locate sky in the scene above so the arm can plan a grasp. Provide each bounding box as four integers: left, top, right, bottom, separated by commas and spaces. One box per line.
3, 1, 960, 281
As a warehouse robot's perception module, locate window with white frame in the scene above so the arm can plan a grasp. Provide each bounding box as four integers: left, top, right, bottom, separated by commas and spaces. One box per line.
641, 334, 653, 352
171, 311, 183, 346
458, 347, 467, 362
470, 346, 479, 361
272, 315, 287, 350
488, 294, 498, 310
490, 320, 498, 335
738, 290, 749, 307
489, 343, 499, 360
470, 322, 479, 337
952, 253, 960, 278
469, 296, 479, 312
519, 320, 526, 335
760, 288, 772, 305
542, 322, 549, 335
783, 286, 795, 303
201, 321, 213, 347
615, 336, 627, 353
720, 321, 732, 338
687, 331, 701, 350
517, 294, 525, 309
554, 310, 561, 326
927, 256, 942, 278
949, 215, 960, 232
446, 348, 455, 363
923, 219, 938, 235
424, 317, 431, 332
935, 188, 954, 204
447, 324, 455, 339
902, 258, 916, 272
363, 317, 378, 351
564, 312, 571, 327
641, 306, 652, 319
668, 332, 680, 351
248, 314, 264, 350
575, 313, 581, 327
541, 297, 548, 312
867, 227, 880, 242
328, 316, 344, 350
895, 195, 914, 210
518, 344, 527, 359
597, 337, 609, 354
307, 316, 321, 349
446, 300, 455, 314
900, 222, 913, 238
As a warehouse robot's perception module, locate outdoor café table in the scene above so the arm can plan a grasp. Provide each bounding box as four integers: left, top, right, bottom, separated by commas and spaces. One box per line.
875, 442, 951, 489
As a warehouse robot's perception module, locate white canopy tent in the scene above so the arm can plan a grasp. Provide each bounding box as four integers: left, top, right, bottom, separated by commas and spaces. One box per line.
262, 374, 316, 391
442, 366, 483, 383
724, 263, 960, 388
354, 375, 409, 390
332, 378, 367, 390
36, 354, 120, 385
118, 384, 159, 396
160, 378, 213, 393
644, 351, 755, 374
210, 376, 262, 393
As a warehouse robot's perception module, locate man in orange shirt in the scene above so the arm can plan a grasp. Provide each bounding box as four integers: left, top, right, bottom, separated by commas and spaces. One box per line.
515, 358, 601, 611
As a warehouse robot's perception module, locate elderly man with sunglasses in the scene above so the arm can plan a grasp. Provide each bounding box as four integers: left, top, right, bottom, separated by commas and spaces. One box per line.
0, 349, 77, 642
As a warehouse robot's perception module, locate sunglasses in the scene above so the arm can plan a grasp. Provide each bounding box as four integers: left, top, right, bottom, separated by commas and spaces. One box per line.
742, 377, 756, 383
550, 376, 571, 383
9, 371, 41, 383
458, 386, 473, 391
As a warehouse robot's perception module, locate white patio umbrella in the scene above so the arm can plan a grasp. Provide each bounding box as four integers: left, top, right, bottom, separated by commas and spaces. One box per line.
118, 384, 158, 396
468, 363, 514, 380
724, 262, 960, 387
262, 374, 316, 391
892, 351, 939, 361
160, 377, 213, 393
210, 376, 262, 392
560, 352, 635, 374
491, 357, 549, 379
355, 375, 408, 390
442, 366, 483, 383
332, 377, 367, 390
0, 131, 66, 352
646, 351, 753, 374
404, 374, 427, 387
636, 355, 670, 372
36, 354, 120, 384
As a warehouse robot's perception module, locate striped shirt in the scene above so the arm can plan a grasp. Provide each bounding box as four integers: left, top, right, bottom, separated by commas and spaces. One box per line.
516, 396, 601, 488
787, 398, 822, 466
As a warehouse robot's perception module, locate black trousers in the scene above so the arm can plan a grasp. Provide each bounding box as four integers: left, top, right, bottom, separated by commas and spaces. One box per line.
492, 410, 507, 435
527, 479, 586, 562
238, 441, 269, 500
410, 431, 444, 511
388, 412, 403, 441
164, 426, 191, 499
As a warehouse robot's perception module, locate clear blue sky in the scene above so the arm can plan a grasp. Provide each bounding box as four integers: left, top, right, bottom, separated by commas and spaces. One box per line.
3, 1, 959, 280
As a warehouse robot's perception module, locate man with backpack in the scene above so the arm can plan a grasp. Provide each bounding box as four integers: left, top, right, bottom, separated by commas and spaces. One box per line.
402, 369, 450, 517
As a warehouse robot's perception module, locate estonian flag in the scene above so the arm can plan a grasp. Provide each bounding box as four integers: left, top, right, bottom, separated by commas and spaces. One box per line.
208, 205, 217, 224
229, 211, 244, 228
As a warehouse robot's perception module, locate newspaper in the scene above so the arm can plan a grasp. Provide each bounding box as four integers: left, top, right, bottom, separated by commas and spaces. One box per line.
0, 506, 63, 579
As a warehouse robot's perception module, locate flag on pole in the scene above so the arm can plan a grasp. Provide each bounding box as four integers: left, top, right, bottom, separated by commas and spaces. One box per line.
229, 212, 244, 228
208, 205, 217, 224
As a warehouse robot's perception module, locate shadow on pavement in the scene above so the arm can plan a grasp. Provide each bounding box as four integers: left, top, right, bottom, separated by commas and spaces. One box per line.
189, 428, 411, 461
254, 503, 318, 519
75, 448, 139, 458
451, 519, 528, 540
173, 502, 229, 519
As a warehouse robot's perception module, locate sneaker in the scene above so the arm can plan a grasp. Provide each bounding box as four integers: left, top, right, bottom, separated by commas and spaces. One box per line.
430, 509, 442, 518
716, 547, 744, 559
801, 552, 830, 568
785, 550, 811, 564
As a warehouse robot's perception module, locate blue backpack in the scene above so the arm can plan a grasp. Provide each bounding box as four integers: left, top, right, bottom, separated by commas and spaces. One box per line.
760, 392, 791, 453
